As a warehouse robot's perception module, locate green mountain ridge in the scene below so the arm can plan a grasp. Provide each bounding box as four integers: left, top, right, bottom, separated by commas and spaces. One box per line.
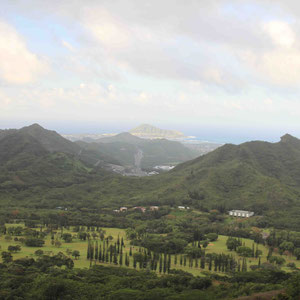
2, 125, 300, 229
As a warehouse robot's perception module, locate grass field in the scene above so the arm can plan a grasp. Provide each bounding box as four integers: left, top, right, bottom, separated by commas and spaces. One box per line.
1, 224, 299, 275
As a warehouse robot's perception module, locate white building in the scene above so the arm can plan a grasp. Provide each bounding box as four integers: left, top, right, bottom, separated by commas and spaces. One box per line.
229, 210, 254, 218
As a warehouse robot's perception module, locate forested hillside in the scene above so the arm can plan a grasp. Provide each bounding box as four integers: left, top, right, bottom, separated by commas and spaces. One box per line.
2, 125, 300, 229
78, 132, 198, 169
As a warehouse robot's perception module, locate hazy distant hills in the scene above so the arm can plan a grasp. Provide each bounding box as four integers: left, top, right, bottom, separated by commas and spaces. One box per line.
62, 124, 222, 158
0, 124, 198, 177
129, 124, 185, 139
62, 124, 186, 141
77, 132, 198, 171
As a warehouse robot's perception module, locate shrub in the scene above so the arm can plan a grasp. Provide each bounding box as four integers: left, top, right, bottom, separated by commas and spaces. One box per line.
24, 237, 45, 247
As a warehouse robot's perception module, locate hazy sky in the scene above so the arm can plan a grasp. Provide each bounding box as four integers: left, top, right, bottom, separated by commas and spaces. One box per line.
1, 0, 300, 142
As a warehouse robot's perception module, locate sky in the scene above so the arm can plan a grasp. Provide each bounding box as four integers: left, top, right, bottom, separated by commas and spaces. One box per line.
1, 0, 300, 143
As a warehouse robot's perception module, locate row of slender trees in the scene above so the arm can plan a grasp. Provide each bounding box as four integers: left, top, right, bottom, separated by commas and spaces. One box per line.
85, 239, 255, 273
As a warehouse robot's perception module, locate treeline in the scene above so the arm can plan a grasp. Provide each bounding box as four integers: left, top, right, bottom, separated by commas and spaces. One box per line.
0, 253, 299, 299
86, 237, 255, 275
266, 230, 300, 258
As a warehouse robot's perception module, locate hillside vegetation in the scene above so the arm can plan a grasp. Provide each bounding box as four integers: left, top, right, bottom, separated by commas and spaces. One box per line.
80, 132, 198, 169
2, 125, 300, 229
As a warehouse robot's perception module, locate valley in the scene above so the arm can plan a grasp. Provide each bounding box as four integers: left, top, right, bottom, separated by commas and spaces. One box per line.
1, 124, 300, 299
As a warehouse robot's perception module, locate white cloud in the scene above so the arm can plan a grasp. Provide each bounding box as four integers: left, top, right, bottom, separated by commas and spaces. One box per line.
0, 20, 48, 84
237, 20, 300, 86
81, 7, 131, 50
137, 92, 149, 104
62, 40, 75, 52
4, 0, 300, 134
263, 21, 295, 48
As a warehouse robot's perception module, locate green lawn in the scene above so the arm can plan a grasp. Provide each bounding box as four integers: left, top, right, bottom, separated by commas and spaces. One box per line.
1, 225, 299, 275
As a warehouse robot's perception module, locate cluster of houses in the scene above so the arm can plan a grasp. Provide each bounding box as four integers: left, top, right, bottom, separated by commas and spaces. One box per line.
113, 206, 159, 213
228, 210, 254, 218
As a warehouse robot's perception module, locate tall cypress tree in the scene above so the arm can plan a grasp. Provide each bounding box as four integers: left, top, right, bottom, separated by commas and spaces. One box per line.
95, 241, 98, 262
105, 249, 109, 263
109, 245, 113, 263
102, 243, 105, 262
114, 251, 118, 265
255, 244, 259, 258
154, 259, 158, 272
200, 255, 205, 269
159, 255, 162, 273
117, 235, 120, 253
125, 253, 129, 267
167, 254, 171, 273
163, 253, 167, 273
214, 256, 218, 272
87, 242, 90, 260
99, 245, 102, 262
90, 242, 94, 260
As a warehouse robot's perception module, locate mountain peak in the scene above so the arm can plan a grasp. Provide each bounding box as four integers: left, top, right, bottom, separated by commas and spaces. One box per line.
130, 124, 185, 139
97, 132, 143, 144
280, 133, 299, 144
25, 123, 44, 130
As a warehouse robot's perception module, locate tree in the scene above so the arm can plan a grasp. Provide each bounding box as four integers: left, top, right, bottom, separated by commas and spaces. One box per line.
206, 233, 218, 242
78, 232, 87, 241
24, 237, 45, 247
184, 246, 203, 258
237, 246, 253, 257
62, 233, 72, 243
202, 241, 209, 249
294, 248, 300, 260
226, 237, 240, 251
286, 273, 300, 299
35, 249, 44, 256
72, 250, 80, 260
269, 256, 285, 266
279, 241, 294, 252
1, 251, 12, 263
8, 245, 21, 252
